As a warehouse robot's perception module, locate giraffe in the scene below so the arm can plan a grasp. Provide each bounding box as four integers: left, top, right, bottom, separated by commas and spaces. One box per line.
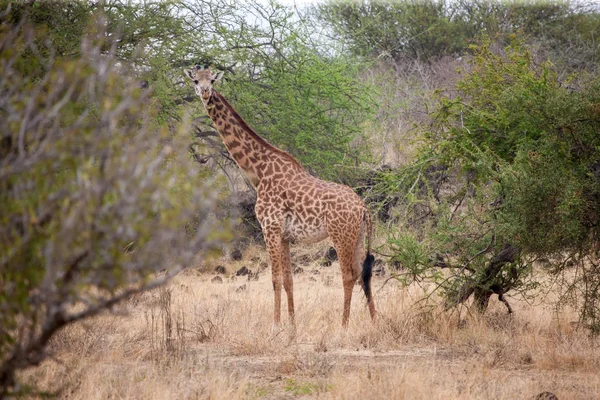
187, 65, 376, 327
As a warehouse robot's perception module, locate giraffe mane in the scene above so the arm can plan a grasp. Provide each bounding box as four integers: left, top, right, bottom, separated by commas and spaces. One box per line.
213, 91, 305, 172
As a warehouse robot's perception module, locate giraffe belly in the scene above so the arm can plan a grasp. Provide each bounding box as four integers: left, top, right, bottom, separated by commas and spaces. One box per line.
282, 214, 328, 244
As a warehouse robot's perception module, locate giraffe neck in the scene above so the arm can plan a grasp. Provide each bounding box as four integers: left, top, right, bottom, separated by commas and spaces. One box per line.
205, 91, 304, 186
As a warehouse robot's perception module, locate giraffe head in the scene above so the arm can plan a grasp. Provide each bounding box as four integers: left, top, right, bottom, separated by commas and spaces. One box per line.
186, 65, 223, 106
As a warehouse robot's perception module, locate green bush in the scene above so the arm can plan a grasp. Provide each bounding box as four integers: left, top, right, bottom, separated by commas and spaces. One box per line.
319, 0, 600, 69
378, 38, 600, 324
0, 18, 222, 395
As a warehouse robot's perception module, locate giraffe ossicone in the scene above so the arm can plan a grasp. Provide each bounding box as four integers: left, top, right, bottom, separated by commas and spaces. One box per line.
188, 67, 376, 327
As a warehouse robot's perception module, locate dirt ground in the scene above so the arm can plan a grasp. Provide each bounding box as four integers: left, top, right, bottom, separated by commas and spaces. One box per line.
22, 246, 600, 399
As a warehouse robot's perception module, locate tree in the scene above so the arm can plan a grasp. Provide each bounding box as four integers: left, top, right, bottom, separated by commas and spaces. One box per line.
378, 39, 600, 325
0, 17, 224, 396
318, 0, 600, 70
318, 0, 467, 62
177, 0, 377, 182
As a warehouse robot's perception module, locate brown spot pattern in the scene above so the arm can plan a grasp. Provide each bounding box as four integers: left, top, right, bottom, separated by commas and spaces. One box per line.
191, 67, 376, 327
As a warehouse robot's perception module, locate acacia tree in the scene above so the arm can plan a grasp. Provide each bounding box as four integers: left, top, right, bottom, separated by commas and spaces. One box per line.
378, 39, 600, 326
176, 0, 377, 183
318, 0, 600, 69
0, 17, 224, 395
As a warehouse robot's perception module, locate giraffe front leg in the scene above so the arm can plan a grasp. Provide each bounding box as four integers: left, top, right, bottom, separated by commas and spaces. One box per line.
265, 231, 284, 327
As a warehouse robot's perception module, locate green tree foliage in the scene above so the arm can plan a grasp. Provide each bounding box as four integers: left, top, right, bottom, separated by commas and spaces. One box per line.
436, 40, 600, 254
319, 0, 600, 69
178, 0, 377, 181
1, 1, 187, 65
2, 1, 92, 60
3, 1, 377, 183
0, 0, 193, 125
319, 0, 467, 61
377, 39, 600, 326
0, 17, 223, 395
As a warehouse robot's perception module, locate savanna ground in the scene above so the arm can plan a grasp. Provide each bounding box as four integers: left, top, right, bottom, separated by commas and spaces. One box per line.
23, 243, 600, 399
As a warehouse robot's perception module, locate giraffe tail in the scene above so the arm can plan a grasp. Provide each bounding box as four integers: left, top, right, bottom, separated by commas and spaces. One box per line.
362, 209, 374, 303
362, 253, 374, 303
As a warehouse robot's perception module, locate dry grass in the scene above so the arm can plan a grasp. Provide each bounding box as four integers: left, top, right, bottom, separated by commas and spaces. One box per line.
21, 246, 600, 399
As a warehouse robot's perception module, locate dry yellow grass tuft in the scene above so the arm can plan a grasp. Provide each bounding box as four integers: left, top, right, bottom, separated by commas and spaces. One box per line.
21, 248, 600, 399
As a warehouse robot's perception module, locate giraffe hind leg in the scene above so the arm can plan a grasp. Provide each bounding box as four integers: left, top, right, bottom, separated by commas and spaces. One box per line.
340, 247, 357, 328
331, 235, 359, 327
281, 239, 295, 327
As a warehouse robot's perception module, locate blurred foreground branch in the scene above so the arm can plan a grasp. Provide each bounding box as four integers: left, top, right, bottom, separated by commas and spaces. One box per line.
0, 17, 225, 396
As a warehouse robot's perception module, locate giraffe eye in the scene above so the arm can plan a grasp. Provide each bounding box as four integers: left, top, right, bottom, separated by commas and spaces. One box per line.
193, 80, 198, 84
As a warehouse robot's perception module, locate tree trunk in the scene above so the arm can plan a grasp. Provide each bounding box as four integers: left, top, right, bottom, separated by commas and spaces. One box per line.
446, 244, 519, 313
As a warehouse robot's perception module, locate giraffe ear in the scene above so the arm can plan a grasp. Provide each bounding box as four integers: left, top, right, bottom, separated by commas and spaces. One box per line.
211, 71, 223, 83
186, 68, 195, 80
